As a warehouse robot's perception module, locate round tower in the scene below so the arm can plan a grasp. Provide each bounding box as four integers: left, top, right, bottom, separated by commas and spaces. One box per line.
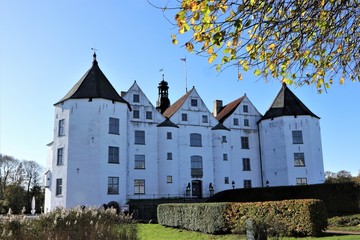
258, 83, 325, 187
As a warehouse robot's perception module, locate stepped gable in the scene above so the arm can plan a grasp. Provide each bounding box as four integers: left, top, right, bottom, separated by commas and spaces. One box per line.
260, 83, 319, 121
163, 89, 193, 118
55, 53, 131, 109
215, 96, 245, 123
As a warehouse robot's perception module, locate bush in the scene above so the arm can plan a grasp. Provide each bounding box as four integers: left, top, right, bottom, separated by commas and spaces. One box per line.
157, 199, 327, 237
208, 182, 360, 216
328, 215, 360, 227
226, 199, 327, 237
0, 206, 137, 240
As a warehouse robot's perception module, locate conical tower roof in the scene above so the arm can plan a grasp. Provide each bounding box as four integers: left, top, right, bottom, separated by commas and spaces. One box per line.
259, 83, 319, 121
55, 53, 130, 109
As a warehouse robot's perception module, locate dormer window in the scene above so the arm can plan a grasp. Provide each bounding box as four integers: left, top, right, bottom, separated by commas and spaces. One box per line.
243, 105, 249, 113
133, 94, 139, 103
191, 99, 198, 107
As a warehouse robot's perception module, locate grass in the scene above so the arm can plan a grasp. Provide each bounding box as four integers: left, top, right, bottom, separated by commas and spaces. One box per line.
137, 224, 360, 240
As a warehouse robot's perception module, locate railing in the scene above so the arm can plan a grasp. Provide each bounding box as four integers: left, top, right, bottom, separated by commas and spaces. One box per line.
127, 193, 213, 200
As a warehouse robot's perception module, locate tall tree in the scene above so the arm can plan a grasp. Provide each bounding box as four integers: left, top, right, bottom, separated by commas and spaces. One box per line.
23, 160, 43, 212
0, 154, 20, 195
162, 0, 360, 92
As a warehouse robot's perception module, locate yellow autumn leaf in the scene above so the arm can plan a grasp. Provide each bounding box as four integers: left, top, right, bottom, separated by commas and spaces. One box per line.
268, 43, 276, 50
238, 73, 243, 80
340, 77, 345, 84
208, 53, 217, 63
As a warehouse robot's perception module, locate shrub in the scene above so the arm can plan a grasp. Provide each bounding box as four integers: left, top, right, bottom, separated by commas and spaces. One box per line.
208, 182, 360, 216
328, 215, 360, 227
157, 199, 327, 237
0, 206, 137, 240
158, 202, 229, 234
226, 199, 327, 237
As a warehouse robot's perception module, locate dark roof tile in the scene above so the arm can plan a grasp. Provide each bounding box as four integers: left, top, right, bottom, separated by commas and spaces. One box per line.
259, 83, 319, 121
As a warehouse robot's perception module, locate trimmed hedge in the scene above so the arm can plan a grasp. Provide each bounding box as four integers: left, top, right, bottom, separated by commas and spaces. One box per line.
226, 199, 327, 237
157, 199, 327, 237
207, 182, 360, 216
157, 202, 229, 234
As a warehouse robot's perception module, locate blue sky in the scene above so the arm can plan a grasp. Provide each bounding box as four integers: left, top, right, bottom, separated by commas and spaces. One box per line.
0, 1, 359, 176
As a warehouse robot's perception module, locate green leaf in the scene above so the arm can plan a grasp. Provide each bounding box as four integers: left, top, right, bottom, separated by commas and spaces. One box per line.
254, 69, 261, 76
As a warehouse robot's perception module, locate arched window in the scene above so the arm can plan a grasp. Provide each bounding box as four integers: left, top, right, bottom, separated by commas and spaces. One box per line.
190, 133, 202, 147
191, 155, 203, 178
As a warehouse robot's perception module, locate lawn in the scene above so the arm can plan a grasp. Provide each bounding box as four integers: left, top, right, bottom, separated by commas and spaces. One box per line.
137, 224, 360, 240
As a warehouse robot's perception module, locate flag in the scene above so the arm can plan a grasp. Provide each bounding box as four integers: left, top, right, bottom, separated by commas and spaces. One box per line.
180, 57, 186, 62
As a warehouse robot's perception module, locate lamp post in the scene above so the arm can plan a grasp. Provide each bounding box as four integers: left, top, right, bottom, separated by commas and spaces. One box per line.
209, 183, 214, 197
232, 181, 235, 189
186, 183, 191, 197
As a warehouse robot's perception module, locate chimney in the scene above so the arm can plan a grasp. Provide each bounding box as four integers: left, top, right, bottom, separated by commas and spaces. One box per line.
120, 91, 127, 97
213, 100, 223, 117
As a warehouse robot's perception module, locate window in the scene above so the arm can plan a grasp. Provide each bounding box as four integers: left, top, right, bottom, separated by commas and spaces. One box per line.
191, 99, 198, 107
244, 119, 249, 127
133, 94, 139, 103
134, 179, 145, 194
167, 132, 172, 139
108, 177, 119, 194
244, 180, 252, 188
182, 113, 188, 121
57, 148, 63, 165
146, 111, 152, 119
133, 110, 140, 119
292, 130, 303, 144
296, 178, 307, 185
167, 152, 173, 160
56, 178, 62, 196
135, 130, 145, 145
233, 118, 239, 126
224, 177, 229, 184
243, 105, 249, 113
109, 117, 119, 134
135, 155, 145, 169
191, 155, 203, 178
243, 158, 251, 171
58, 119, 65, 136
190, 133, 202, 147
108, 146, 119, 164
202, 115, 208, 123
294, 153, 305, 167
241, 137, 249, 149
167, 176, 173, 183
222, 136, 227, 143
223, 154, 228, 161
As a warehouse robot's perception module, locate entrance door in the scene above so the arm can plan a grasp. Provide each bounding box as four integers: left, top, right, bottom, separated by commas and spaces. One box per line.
192, 180, 202, 198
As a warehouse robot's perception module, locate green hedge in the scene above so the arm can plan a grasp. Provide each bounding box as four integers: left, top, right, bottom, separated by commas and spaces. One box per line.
157, 202, 229, 234
208, 182, 360, 216
157, 199, 327, 237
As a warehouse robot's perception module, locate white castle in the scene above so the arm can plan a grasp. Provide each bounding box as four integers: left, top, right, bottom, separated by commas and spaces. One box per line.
44, 54, 325, 212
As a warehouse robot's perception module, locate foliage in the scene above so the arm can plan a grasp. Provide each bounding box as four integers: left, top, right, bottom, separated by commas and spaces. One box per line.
0, 154, 44, 214
208, 182, 360, 216
1, 184, 26, 214
158, 202, 229, 234
225, 199, 327, 237
328, 214, 360, 227
0, 206, 137, 240
325, 170, 354, 183
162, 0, 360, 92
157, 199, 327, 237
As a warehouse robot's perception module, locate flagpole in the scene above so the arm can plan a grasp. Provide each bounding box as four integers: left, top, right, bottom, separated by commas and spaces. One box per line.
180, 56, 187, 93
